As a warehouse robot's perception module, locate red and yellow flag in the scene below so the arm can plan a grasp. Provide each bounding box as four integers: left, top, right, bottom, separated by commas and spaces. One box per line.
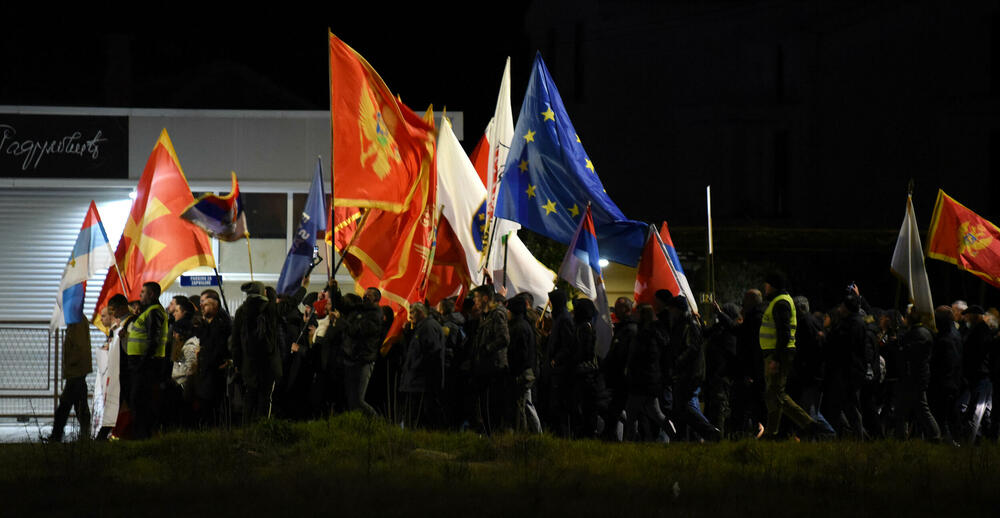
335, 105, 438, 352
329, 32, 436, 212
93, 129, 215, 320
927, 189, 1000, 287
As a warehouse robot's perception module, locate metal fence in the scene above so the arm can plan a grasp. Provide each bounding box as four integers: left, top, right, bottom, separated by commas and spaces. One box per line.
0, 324, 103, 419
0, 324, 56, 417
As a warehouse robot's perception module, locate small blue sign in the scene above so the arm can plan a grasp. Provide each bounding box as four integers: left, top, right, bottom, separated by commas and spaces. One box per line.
180, 275, 219, 287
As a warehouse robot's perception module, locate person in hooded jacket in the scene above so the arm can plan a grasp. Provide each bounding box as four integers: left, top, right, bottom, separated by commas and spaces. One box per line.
931, 305, 963, 443
231, 281, 282, 422
705, 302, 742, 437
508, 294, 541, 433
624, 304, 671, 441
570, 298, 609, 439
547, 288, 576, 437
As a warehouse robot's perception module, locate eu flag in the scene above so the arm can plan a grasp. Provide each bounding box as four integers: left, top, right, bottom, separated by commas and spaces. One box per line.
495, 53, 646, 266
277, 158, 327, 295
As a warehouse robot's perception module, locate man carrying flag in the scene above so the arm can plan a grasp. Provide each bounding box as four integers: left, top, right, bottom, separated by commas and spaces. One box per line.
47, 201, 112, 442
277, 159, 326, 296
496, 53, 646, 267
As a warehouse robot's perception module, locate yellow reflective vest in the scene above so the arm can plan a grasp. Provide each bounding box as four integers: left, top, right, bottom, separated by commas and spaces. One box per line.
759, 293, 796, 351
126, 304, 168, 358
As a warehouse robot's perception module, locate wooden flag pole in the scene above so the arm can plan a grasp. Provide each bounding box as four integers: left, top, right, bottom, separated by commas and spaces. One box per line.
244, 232, 255, 282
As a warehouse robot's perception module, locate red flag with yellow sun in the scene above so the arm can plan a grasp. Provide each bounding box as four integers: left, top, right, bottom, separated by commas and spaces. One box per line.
93, 129, 215, 322
926, 189, 1000, 288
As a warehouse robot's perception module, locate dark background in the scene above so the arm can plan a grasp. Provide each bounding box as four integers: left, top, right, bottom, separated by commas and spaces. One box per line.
2, 1, 999, 311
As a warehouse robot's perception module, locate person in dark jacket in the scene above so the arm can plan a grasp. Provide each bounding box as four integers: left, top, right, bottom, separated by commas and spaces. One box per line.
704, 302, 742, 437
508, 294, 540, 433
194, 289, 231, 426
469, 284, 510, 434
825, 295, 869, 439
602, 297, 637, 441
547, 288, 576, 436
930, 306, 962, 443
624, 304, 672, 441
570, 298, 609, 439
48, 319, 93, 442
961, 305, 992, 439
790, 296, 835, 439
731, 288, 766, 437
893, 310, 941, 441
399, 302, 445, 429
333, 284, 383, 418
657, 291, 720, 441
231, 282, 282, 422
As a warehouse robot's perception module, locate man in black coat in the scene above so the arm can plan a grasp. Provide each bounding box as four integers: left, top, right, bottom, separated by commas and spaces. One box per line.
825, 295, 869, 439
961, 305, 993, 439
931, 306, 962, 443
231, 282, 282, 422
469, 284, 510, 433
508, 294, 540, 433
547, 288, 575, 437
893, 310, 941, 441
399, 302, 445, 428
194, 289, 232, 426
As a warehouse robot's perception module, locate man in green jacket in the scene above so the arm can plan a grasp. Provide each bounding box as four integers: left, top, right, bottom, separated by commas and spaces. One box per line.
47, 318, 93, 442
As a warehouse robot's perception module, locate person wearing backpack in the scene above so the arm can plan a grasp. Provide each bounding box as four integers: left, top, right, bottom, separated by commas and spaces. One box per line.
231, 281, 282, 422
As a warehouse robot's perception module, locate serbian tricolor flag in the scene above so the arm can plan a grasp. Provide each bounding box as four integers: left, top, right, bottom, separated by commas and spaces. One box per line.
93, 129, 216, 325
51, 201, 113, 329
658, 222, 699, 314
181, 171, 248, 241
558, 206, 613, 358
927, 189, 1000, 288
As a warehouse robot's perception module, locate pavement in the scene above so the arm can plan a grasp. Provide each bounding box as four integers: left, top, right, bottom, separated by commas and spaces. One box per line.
0, 417, 64, 443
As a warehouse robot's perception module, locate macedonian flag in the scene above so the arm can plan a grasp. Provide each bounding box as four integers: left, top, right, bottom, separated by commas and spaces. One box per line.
926, 189, 1000, 288
93, 129, 215, 321
330, 31, 436, 212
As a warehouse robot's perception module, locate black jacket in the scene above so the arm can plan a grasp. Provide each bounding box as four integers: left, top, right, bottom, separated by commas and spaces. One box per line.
400, 317, 445, 393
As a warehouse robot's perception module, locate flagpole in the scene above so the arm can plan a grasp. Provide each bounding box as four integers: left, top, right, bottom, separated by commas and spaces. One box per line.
706, 185, 716, 307
332, 208, 371, 276
420, 205, 446, 294
244, 232, 255, 282
501, 234, 509, 292
213, 267, 231, 316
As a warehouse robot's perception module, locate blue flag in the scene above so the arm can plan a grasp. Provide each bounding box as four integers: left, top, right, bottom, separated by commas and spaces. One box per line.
495, 53, 646, 266
277, 159, 327, 295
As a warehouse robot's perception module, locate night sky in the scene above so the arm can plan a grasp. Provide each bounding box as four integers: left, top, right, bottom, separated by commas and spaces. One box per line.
3, 2, 999, 308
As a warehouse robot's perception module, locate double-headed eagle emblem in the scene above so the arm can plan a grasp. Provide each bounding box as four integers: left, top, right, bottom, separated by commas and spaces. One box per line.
358, 81, 402, 180
959, 221, 992, 257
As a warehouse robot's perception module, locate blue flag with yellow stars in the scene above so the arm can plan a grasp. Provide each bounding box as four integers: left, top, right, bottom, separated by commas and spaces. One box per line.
495, 53, 646, 266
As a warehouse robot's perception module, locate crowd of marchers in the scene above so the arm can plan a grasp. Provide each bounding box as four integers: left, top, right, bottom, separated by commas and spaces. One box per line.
46, 270, 998, 445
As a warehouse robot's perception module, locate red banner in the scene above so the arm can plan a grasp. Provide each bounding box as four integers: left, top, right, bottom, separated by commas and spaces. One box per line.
927, 189, 1000, 287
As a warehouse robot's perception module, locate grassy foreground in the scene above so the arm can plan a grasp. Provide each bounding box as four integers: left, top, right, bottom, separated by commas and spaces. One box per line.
2, 414, 998, 517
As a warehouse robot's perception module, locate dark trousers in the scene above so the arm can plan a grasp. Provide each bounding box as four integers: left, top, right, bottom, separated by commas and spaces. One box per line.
893, 381, 941, 441
344, 362, 378, 417
127, 359, 163, 440
52, 376, 90, 441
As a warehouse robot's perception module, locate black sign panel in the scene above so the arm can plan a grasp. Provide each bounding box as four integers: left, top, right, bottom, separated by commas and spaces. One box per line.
0, 114, 128, 179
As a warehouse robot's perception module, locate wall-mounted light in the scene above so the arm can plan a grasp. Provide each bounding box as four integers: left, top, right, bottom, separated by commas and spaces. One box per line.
599, 258, 609, 268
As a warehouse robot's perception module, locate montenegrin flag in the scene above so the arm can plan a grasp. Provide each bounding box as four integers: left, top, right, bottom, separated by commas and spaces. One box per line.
181, 171, 248, 242
927, 189, 1000, 288
330, 31, 435, 212
51, 201, 113, 329
93, 129, 215, 321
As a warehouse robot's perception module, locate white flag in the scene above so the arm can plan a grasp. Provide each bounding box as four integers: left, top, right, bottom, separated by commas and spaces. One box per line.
890, 194, 935, 328
436, 116, 555, 307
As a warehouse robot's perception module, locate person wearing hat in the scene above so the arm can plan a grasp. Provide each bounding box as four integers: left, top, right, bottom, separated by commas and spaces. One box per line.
758, 272, 818, 439
231, 281, 281, 422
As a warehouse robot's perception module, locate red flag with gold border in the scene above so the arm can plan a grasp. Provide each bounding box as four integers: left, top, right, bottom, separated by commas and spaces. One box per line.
927, 189, 1000, 287
330, 32, 435, 212
336, 105, 437, 352
93, 129, 215, 321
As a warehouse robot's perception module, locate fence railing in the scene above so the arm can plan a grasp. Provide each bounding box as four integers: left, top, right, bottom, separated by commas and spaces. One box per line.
0, 324, 56, 417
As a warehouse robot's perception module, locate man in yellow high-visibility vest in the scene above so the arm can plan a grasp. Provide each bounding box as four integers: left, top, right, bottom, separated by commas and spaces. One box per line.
759, 272, 818, 439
